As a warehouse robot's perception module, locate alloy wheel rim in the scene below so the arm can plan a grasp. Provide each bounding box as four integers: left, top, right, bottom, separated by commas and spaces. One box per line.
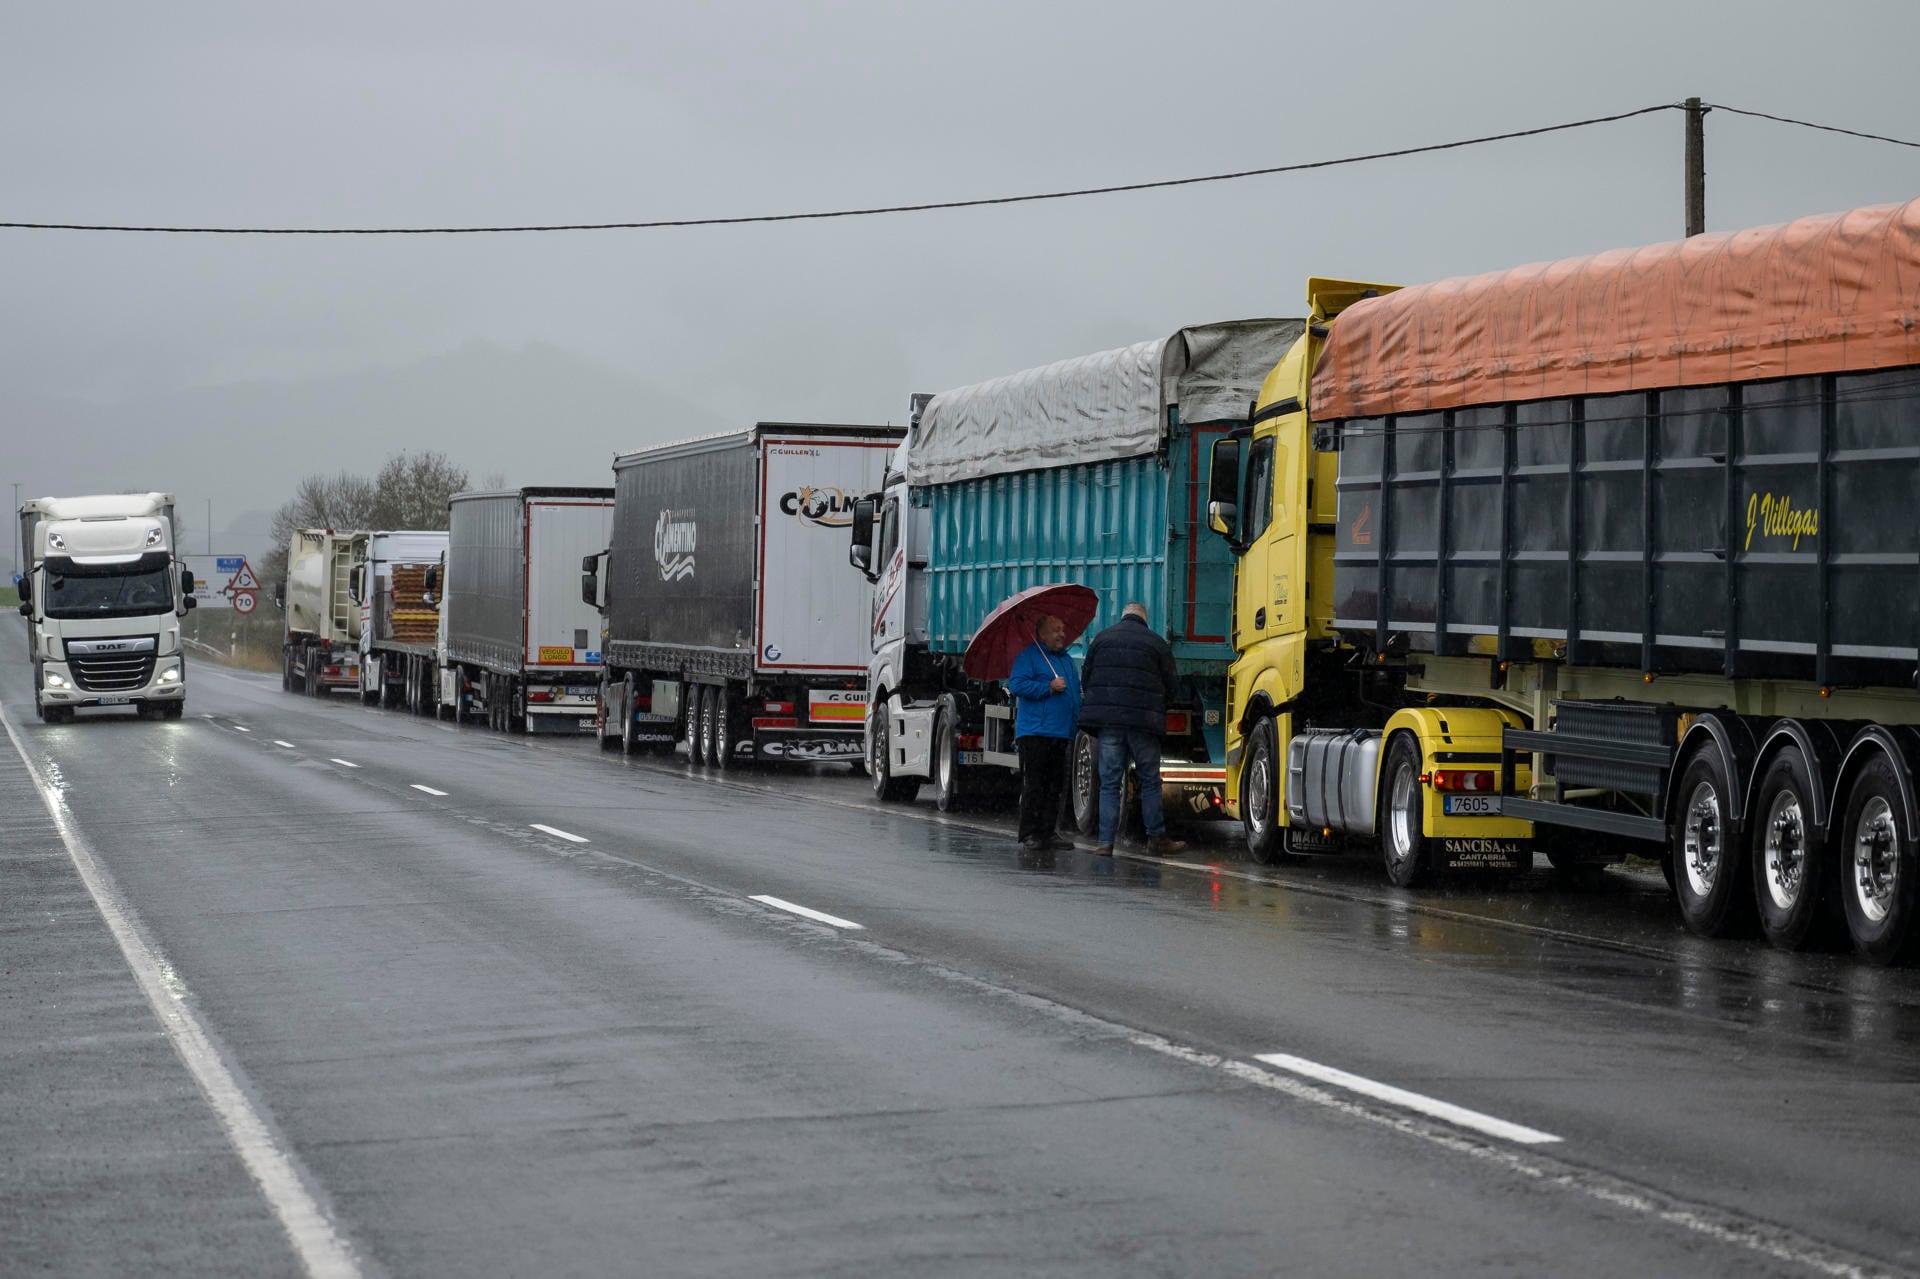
1683, 780, 1723, 898
1388, 764, 1416, 865
1852, 796, 1899, 925
1247, 749, 1271, 832
1762, 788, 1806, 912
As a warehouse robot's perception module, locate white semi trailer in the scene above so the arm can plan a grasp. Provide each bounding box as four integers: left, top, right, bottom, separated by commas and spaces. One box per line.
16, 492, 197, 722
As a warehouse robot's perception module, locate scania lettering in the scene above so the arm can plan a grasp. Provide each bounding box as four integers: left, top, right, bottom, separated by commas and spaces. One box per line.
17, 492, 196, 722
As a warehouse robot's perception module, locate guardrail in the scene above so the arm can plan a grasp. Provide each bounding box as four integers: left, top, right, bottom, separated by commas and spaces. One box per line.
183, 637, 225, 658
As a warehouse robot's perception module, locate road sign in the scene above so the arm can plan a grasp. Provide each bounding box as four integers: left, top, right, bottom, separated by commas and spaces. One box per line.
216, 556, 244, 574
232, 590, 258, 615
184, 554, 243, 610
227, 560, 260, 592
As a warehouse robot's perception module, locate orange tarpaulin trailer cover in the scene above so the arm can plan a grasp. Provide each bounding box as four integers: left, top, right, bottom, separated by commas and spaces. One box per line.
1309, 197, 1920, 421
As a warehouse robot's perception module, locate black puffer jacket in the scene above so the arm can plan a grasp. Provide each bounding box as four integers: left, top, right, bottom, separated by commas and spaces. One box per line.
1076, 614, 1179, 736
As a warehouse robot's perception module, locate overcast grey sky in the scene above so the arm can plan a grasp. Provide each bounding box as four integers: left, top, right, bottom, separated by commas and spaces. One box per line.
4, 0, 1917, 554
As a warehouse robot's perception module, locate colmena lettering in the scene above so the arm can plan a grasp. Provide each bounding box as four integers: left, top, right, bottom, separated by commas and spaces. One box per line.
654, 509, 697, 581
1745, 492, 1820, 551
780, 486, 857, 528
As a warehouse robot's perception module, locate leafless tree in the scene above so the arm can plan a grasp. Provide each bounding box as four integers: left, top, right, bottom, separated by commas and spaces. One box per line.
367, 451, 468, 530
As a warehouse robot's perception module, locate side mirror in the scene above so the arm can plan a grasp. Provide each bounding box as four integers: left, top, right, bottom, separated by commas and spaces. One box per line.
16, 576, 30, 606
180, 568, 196, 595
580, 551, 604, 611
347, 565, 363, 603
1207, 437, 1244, 548
16, 601, 30, 618
849, 496, 877, 580
182, 595, 198, 612
272, 581, 285, 609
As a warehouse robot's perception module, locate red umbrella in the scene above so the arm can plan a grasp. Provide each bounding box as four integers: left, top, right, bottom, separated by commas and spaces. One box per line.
961, 582, 1100, 681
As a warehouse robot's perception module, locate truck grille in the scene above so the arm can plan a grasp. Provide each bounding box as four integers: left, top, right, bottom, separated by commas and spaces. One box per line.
66, 637, 158, 692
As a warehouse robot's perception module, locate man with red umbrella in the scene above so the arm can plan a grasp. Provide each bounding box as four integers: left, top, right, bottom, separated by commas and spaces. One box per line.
1007, 614, 1082, 852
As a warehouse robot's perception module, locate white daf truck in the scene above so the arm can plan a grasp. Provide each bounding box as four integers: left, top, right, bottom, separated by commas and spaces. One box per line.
16, 492, 197, 722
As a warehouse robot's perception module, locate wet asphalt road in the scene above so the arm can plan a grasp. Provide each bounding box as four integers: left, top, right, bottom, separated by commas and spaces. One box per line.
6, 630, 1920, 1277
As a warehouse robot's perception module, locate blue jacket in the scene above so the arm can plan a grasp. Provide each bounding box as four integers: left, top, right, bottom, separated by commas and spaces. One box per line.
1008, 641, 1081, 740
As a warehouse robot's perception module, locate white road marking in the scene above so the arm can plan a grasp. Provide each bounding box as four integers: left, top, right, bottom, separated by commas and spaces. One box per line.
1252, 1051, 1561, 1146
410, 784, 448, 797
0, 705, 362, 1279
749, 895, 864, 930
233, 725, 251, 733
329, 759, 358, 769
274, 740, 296, 749
529, 823, 588, 844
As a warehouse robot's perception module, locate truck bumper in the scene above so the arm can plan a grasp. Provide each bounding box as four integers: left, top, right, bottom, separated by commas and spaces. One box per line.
1160, 764, 1228, 821
754, 727, 864, 762
39, 659, 186, 709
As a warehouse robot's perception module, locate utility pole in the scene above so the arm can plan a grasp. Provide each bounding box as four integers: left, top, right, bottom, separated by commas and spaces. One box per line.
1685, 96, 1707, 237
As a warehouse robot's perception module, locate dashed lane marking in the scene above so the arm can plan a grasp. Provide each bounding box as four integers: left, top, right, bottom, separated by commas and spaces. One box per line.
410, 784, 448, 797
1252, 1051, 1561, 1145
233, 726, 251, 733
274, 740, 296, 749
749, 895, 864, 930
329, 759, 358, 769
529, 823, 589, 844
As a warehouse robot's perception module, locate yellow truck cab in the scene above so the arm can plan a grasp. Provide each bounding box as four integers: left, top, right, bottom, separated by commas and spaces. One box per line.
1205, 279, 1532, 882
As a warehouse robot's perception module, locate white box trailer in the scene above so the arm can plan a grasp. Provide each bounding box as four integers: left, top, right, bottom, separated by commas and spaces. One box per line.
587, 422, 902, 766
439, 488, 614, 733
352, 530, 449, 712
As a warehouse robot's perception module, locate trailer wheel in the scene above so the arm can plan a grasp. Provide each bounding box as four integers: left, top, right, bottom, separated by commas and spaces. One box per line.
870, 707, 921, 803
713, 686, 739, 770
1838, 753, 1919, 965
1751, 747, 1830, 950
282, 651, 293, 692
507, 679, 526, 734
1379, 733, 1431, 887
932, 702, 963, 813
607, 680, 629, 752
1068, 730, 1099, 835
700, 686, 723, 766
1670, 743, 1755, 937
688, 686, 710, 765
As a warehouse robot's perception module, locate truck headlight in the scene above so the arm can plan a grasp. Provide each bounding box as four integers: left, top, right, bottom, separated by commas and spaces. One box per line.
45, 672, 70, 689
48, 531, 66, 550
157, 665, 182, 685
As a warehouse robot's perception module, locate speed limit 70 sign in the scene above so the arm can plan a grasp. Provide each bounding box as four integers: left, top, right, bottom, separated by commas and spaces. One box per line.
232, 590, 258, 615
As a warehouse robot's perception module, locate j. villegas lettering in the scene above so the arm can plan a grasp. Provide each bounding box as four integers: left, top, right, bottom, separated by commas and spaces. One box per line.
1744, 492, 1820, 551
655, 509, 697, 581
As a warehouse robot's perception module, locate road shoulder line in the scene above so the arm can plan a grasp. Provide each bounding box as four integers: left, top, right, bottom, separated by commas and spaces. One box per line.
0, 704, 362, 1279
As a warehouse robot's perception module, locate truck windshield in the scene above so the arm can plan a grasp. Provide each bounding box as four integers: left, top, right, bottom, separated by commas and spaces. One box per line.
45, 564, 175, 618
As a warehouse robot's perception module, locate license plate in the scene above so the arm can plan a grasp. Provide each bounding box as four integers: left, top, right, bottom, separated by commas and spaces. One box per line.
958, 750, 984, 765
567, 685, 598, 697
98, 696, 131, 705
1444, 794, 1499, 816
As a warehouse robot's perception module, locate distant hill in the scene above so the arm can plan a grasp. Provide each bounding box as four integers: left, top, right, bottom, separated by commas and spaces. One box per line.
2, 342, 733, 556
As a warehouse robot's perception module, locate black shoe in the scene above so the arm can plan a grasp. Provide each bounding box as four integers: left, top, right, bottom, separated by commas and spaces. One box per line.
1046, 837, 1076, 851
1093, 844, 1114, 856
1020, 836, 1048, 852
1145, 835, 1188, 856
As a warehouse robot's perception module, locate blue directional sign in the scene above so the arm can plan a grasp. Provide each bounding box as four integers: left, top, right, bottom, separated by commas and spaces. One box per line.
216, 556, 244, 574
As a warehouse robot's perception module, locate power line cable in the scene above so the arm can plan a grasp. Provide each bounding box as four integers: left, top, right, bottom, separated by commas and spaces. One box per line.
0, 103, 1683, 236
1704, 102, 1920, 150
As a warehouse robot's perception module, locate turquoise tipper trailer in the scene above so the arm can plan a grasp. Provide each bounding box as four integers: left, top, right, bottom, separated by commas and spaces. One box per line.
850, 318, 1305, 830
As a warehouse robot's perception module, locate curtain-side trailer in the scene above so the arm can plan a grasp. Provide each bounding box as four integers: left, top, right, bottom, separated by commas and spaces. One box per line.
587, 422, 901, 767
1208, 198, 1920, 964
439, 488, 613, 734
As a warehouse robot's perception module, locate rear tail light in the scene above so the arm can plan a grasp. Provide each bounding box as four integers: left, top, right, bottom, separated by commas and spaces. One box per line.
1164, 710, 1191, 736
1427, 770, 1496, 792
763, 701, 792, 714
957, 734, 983, 750
323, 665, 341, 676
753, 716, 798, 730
529, 691, 553, 703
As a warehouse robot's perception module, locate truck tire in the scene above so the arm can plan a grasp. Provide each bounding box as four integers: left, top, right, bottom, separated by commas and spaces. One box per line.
701, 686, 724, 766
164, 702, 183, 720
689, 686, 711, 765
360, 660, 378, 706
1838, 753, 1919, 965
607, 680, 628, 752
1751, 746, 1829, 950
713, 686, 739, 770
1069, 730, 1099, 835
282, 651, 293, 691
45, 705, 75, 724
1242, 718, 1286, 865
507, 679, 526, 734
1670, 743, 1755, 937
870, 707, 921, 803
1379, 733, 1432, 887
932, 701, 963, 813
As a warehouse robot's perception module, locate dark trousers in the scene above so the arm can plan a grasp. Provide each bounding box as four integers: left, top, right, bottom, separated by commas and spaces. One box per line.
1016, 735, 1070, 842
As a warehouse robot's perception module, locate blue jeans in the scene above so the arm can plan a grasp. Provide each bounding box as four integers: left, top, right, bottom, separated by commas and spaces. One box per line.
1097, 728, 1165, 844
